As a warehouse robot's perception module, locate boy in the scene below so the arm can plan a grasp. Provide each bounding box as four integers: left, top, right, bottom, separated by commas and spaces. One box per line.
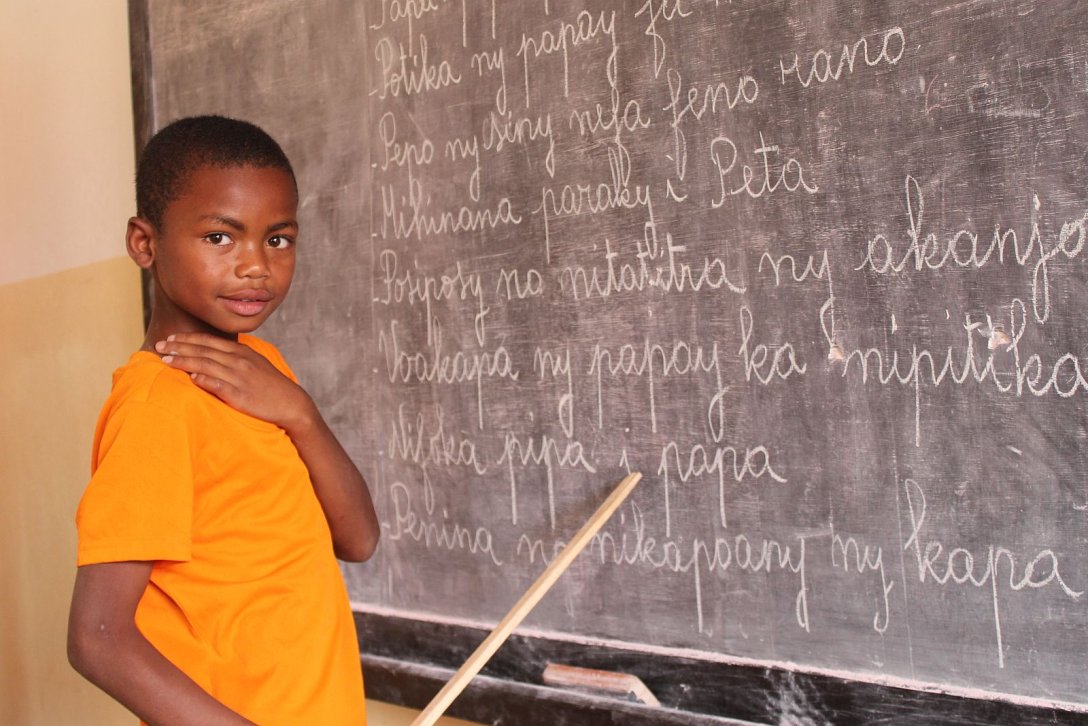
68, 116, 379, 725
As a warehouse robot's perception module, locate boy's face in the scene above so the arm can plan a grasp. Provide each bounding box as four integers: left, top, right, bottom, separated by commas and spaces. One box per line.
139, 164, 298, 339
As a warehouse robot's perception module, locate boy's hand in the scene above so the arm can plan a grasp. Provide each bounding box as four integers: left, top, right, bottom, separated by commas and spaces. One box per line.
155, 333, 316, 432
156, 331, 380, 562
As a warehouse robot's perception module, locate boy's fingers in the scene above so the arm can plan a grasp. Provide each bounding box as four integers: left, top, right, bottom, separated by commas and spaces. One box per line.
161, 332, 241, 351
155, 340, 259, 369
158, 347, 235, 373
161, 353, 238, 386
154, 334, 255, 362
188, 371, 238, 398
156, 339, 226, 358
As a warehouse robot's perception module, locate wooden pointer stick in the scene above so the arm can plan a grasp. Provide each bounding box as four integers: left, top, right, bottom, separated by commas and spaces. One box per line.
410, 471, 643, 726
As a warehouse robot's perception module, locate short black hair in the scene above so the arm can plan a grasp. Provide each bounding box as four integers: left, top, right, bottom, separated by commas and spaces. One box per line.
136, 115, 296, 230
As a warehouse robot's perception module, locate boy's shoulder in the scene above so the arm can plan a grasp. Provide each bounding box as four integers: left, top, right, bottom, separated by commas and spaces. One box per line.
109, 350, 193, 409
110, 334, 286, 407
90, 351, 201, 469
93, 335, 290, 460
238, 333, 291, 375
238, 334, 297, 385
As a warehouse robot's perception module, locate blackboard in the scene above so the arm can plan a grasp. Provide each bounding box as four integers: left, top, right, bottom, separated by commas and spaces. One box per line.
131, 1, 1088, 722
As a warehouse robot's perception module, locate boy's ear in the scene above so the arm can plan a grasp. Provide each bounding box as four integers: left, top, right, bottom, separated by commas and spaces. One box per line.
126, 217, 157, 269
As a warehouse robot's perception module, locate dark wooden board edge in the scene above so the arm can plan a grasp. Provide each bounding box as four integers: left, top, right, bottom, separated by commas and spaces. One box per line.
127, 0, 153, 155
361, 654, 751, 726
127, 0, 154, 329
355, 612, 1088, 726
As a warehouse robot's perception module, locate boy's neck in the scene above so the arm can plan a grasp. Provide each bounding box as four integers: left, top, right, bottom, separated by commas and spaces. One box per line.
140, 316, 240, 352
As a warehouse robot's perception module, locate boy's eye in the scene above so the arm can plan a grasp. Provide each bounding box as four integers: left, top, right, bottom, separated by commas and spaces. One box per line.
204, 233, 232, 246
268, 236, 294, 250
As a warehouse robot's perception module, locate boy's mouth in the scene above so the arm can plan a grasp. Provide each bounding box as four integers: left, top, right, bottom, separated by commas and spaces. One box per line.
222, 290, 273, 316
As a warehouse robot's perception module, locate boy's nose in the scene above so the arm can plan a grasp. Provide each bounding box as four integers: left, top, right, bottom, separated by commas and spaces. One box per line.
236, 243, 270, 278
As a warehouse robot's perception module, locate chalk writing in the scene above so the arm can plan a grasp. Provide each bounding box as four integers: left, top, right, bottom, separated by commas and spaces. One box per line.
497, 431, 597, 529
779, 26, 906, 88
664, 67, 759, 182
533, 344, 574, 435
588, 336, 722, 432
375, 249, 489, 345
738, 306, 807, 385
471, 46, 509, 114
369, 0, 442, 42
535, 140, 649, 263
342, 0, 1088, 703
379, 111, 434, 188
588, 501, 811, 636
386, 403, 488, 476
373, 34, 463, 99
378, 182, 522, 240
658, 438, 787, 533
517, 10, 617, 101
837, 298, 1088, 445
444, 133, 482, 200
857, 175, 1088, 324
377, 320, 520, 428
569, 86, 653, 140
386, 481, 504, 566
830, 525, 894, 634
710, 132, 819, 204
634, 0, 692, 78
559, 229, 746, 300
481, 110, 556, 177
903, 478, 1083, 668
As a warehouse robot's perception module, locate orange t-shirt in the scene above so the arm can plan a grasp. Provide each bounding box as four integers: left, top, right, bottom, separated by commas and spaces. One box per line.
76, 335, 366, 725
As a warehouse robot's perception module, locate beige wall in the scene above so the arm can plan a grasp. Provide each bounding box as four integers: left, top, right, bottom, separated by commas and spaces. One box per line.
0, 1, 144, 724
0, 1, 139, 286
0, 2, 477, 724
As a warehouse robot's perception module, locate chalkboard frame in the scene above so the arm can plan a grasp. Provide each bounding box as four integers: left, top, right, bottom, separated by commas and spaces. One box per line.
354, 610, 1086, 725
126, 2, 1088, 723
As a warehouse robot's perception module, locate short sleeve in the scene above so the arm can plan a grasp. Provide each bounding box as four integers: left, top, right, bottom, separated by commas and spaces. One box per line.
241, 334, 299, 383
76, 401, 194, 565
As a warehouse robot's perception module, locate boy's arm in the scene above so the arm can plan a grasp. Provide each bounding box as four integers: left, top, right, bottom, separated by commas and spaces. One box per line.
155, 333, 380, 562
68, 561, 256, 726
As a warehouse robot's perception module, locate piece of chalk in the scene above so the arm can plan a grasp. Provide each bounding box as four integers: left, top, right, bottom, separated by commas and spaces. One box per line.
988, 329, 1011, 350
542, 662, 661, 707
